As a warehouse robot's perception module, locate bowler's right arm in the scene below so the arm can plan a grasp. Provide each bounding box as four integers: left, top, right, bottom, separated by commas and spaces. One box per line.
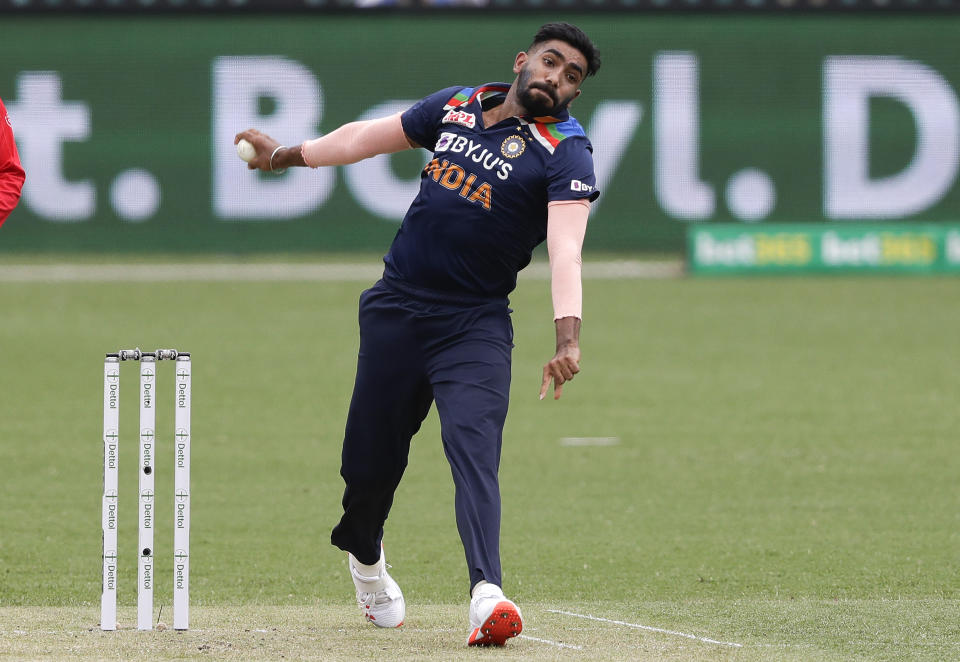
234, 113, 416, 173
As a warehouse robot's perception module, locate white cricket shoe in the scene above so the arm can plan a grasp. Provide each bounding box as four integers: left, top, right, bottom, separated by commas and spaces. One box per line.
466, 582, 523, 646
348, 550, 405, 628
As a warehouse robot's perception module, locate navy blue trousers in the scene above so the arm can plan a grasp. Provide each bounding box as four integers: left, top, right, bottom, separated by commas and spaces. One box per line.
330, 279, 513, 590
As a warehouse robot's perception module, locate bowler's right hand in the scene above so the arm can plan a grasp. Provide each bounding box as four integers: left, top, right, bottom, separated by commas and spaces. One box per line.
234, 129, 280, 171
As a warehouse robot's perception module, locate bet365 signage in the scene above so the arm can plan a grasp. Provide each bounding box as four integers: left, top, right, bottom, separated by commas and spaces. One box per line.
689, 224, 960, 274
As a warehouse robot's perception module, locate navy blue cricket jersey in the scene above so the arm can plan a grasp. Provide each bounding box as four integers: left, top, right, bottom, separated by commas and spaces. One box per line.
383, 83, 600, 299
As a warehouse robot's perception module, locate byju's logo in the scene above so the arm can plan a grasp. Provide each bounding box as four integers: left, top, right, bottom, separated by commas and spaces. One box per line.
435, 132, 457, 153
570, 179, 594, 193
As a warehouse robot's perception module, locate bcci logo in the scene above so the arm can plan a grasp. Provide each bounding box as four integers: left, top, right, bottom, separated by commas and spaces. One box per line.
501, 135, 526, 159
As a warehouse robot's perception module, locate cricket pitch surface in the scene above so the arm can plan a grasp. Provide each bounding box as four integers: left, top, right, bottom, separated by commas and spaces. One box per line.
3, 600, 958, 661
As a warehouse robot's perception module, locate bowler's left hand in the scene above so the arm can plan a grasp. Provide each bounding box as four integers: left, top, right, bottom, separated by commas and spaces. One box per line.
540, 342, 581, 401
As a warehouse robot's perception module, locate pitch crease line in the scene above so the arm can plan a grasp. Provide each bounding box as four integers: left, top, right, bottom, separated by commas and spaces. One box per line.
518, 634, 583, 650
547, 609, 743, 648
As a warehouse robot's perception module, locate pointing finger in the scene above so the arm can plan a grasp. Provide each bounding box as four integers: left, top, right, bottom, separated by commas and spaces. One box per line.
539, 365, 552, 400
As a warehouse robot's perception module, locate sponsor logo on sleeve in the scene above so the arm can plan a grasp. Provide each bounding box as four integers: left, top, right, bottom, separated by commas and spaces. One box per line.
441, 109, 477, 129
570, 179, 594, 193
4, 113, 11, 128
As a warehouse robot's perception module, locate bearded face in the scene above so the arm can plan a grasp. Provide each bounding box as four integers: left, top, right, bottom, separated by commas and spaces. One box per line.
515, 64, 575, 117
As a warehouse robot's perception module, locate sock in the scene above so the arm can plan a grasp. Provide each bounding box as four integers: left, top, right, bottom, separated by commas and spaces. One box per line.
349, 553, 382, 578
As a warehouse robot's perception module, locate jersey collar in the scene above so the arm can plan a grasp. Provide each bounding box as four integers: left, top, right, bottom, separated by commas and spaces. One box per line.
472, 81, 568, 125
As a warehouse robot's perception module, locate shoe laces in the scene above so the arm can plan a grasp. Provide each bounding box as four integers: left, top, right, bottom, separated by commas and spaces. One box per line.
358, 588, 394, 608
355, 563, 397, 606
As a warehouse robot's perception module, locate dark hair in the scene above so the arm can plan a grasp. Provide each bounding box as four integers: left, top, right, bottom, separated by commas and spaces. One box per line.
530, 22, 601, 78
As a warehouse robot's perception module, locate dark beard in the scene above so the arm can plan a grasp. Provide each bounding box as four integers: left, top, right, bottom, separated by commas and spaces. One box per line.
516, 67, 570, 117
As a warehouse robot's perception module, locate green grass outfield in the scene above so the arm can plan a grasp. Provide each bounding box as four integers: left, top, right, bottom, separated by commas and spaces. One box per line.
0, 259, 958, 661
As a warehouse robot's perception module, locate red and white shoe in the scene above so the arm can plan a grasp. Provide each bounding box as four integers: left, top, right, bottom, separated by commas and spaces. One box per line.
349, 550, 405, 628
466, 582, 522, 646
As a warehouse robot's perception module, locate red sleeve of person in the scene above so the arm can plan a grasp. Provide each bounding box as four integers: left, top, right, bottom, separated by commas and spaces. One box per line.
0, 97, 26, 228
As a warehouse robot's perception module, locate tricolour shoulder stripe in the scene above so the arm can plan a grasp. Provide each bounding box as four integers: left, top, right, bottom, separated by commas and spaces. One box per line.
469, 84, 510, 103
444, 84, 510, 110
552, 117, 587, 139
520, 115, 588, 155
535, 122, 561, 152
518, 118, 555, 154
444, 87, 474, 110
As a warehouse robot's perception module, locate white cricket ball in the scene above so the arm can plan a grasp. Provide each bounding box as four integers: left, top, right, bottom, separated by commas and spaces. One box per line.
236, 139, 257, 163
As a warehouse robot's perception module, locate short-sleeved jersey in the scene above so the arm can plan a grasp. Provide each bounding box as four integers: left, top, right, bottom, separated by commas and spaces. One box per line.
383, 83, 598, 300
